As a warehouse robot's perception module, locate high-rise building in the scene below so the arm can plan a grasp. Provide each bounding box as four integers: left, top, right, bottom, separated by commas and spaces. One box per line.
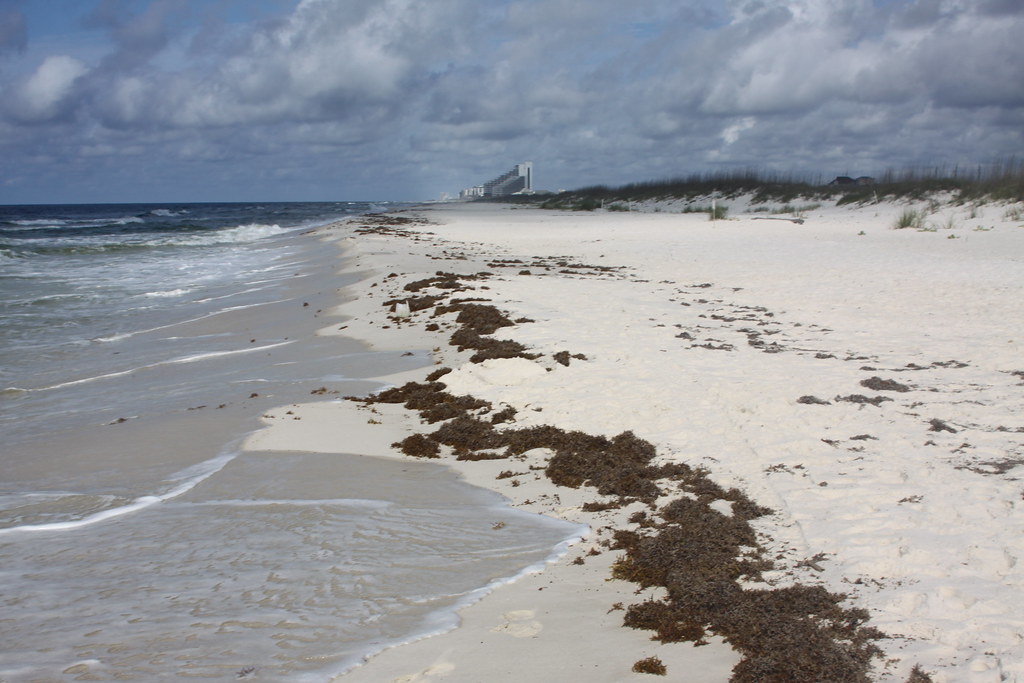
462, 162, 533, 198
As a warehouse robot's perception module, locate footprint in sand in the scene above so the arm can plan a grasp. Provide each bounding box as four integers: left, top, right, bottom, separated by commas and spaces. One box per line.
491, 609, 543, 637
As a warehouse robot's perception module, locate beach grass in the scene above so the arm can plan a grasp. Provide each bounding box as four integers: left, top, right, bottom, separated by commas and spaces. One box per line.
893, 208, 926, 230
534, 159, 1024, 209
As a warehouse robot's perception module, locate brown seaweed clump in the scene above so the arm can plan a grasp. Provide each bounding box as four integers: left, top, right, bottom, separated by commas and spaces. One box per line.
450, 330, 538, 363
632, 656, 667, 675
545, 430, 662, 501
860, 376, 912, 392
403, 271, 488, 293
392, 433, 440, 458
615, 490, 883, 683
438, 301, 540, 363
358, 380, 492, 424
552, 350, 588, 366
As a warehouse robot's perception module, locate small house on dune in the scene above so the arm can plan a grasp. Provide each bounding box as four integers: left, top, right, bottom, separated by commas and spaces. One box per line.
828, 176, 875, 186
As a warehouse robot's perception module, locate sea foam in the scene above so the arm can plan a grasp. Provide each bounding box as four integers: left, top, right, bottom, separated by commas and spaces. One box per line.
0, 451, 237, 536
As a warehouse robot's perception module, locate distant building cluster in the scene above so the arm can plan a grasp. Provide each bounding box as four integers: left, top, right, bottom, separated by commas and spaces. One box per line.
461, 162, 533, 199
828, 175, 875, 186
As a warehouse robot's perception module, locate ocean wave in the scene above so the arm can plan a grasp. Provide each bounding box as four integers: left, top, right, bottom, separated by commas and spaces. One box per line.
0, 452, 236, 535
165, 340, 295, 365
41, 366, 140, 390
197, 498, 394, 510
9, 218, 69, 227
0, 221, 292, 259
2, 241, 160, 258
89, 303, 281, 344
36, 340, 296, 391
90, 331, 135, 343
8, 292, 90, 307
167, 222, 291, 247
310, 519, 588, 682
0, 492, 128, 528
142, 288, 192, 298
3, 216, 144, 232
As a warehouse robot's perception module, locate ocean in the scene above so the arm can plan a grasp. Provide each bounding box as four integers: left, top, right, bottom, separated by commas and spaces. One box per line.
0, 202, 582, 681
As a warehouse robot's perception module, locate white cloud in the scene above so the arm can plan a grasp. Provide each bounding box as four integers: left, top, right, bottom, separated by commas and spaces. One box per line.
10, 55, 87, 122
721, 117, 754, 145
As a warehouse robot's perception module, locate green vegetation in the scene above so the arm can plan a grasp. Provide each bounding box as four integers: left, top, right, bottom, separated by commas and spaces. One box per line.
894, 208, 926, 230
535, 160, 1024, 211
770, 202, 821, 216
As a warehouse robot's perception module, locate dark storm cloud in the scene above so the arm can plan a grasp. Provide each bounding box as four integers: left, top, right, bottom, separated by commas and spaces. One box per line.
0, 0, 1021, 202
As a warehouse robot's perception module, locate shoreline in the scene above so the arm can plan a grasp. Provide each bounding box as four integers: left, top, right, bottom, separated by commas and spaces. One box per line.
251, 200, 1024, 682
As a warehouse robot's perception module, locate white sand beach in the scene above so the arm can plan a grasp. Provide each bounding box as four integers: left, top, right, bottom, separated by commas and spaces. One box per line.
247, 198, 1024, 682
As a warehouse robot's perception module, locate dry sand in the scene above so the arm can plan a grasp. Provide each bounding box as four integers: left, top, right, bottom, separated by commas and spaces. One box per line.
247, 198, 1024, 682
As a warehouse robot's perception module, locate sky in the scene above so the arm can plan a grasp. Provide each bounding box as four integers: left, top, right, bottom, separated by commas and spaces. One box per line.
0, 0, 1022, 203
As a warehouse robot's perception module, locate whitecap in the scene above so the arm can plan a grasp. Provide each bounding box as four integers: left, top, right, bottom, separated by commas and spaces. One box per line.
0, 452, 237, 536
9, 218, 68, 228
166, 340, 295, 365
196, 498, 393, 510
142, 288, 191, 298
165, 223, 292, 248
38, 340, 295, 390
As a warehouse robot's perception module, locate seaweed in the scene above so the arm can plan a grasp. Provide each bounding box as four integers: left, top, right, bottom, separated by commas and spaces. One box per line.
383, 294, 446, 312
403, 271, 487, 293
357, 380, 492, 424
835, 394, 893, 406
906, 664, 935, 682
449, 328, 537, 362
393, 434, 441, 458
928, 418, 958, 433
860, 376, 912, 392
552, 350, 588, 366
433, 301, 540, 363
490, 406, 517, 424
616, 499, 881, 683
545, 430, 662, 501
632, 656, 668, 675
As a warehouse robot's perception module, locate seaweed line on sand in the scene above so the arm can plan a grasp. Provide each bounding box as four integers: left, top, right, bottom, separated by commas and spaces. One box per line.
344, 224, 932, 682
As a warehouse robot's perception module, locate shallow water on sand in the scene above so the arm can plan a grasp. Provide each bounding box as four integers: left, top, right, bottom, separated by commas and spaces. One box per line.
0, 204, 582, 680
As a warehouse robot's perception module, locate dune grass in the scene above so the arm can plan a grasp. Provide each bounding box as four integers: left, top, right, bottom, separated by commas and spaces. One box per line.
535, 160, 1024, 211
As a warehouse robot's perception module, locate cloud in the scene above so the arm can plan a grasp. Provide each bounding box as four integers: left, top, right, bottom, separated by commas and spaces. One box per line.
7, 55, 88, 122
0, 0, 1021, 202
0, 4, 26, 55
81, 0, 475, 130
